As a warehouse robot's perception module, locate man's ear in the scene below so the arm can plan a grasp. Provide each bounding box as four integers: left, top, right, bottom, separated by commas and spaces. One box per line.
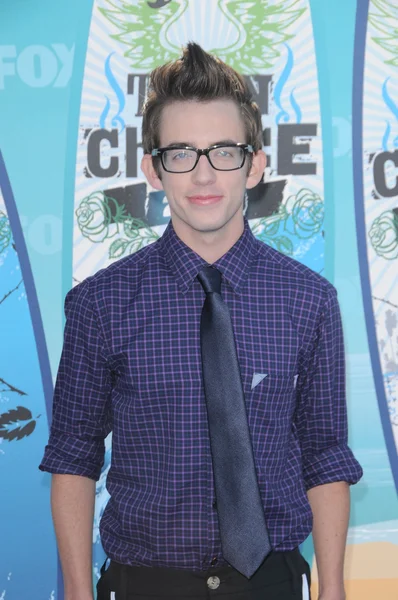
246, 149, 267, 190
141, 154, 164, 191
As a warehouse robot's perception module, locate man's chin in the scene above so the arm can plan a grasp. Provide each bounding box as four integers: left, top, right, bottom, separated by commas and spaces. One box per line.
188, 212, 244, 236
188, 217, 231, 235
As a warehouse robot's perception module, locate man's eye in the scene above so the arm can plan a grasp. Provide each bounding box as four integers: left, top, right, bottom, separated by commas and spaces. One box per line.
172, 151, 190, 160
216, 149, 233, 157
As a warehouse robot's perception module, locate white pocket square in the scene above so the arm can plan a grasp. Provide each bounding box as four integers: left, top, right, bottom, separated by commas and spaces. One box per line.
251, 373, 268, 390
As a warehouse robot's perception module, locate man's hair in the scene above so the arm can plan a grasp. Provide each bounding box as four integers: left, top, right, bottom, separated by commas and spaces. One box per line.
142, 42, 263, 161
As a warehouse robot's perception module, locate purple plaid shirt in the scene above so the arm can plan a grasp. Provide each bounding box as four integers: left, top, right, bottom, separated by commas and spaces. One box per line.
40, 219, 362, 570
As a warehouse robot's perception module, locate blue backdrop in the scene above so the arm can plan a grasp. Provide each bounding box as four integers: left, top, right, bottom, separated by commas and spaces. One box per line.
0, 1, 397, 598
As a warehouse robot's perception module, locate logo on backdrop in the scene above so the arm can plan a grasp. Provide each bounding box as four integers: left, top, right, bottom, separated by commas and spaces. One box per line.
74, 0, 324, 274
0, 44, 74, 89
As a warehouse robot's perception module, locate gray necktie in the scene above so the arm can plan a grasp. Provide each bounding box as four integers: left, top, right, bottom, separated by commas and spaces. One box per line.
197, 266, 271, 578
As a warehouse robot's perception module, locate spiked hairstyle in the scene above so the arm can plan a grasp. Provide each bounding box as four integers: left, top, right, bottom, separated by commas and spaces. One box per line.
142, 42, 263, 172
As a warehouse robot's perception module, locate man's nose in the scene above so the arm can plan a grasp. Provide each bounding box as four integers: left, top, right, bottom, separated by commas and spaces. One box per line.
191, 154, 217, 184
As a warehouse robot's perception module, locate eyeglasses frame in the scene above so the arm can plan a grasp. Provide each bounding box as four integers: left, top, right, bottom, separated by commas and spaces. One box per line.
151, 143, 254, 173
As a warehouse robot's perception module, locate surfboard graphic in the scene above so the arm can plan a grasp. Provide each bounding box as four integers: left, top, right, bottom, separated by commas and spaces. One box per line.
354, 0, 398, 493
0, 153, 57, 598
71, 0, 324, 579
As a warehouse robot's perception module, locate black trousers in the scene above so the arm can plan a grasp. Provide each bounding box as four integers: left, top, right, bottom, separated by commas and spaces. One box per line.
96, 549, 311, 599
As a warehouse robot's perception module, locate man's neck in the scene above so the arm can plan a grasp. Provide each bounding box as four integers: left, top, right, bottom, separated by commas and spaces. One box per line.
172, 217, 245, 264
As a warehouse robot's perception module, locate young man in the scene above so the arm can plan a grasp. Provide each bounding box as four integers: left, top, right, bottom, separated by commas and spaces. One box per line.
40, 43, 362, 600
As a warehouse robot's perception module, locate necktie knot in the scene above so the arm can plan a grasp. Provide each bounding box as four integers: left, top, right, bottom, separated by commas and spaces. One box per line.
197, 266, 222, 295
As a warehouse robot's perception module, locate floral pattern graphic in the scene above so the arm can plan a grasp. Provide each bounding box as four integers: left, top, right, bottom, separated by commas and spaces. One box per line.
76, 191, 160, 259
76, 192, 116, 243
369, 210, 398, 260
250, 188, 324, 258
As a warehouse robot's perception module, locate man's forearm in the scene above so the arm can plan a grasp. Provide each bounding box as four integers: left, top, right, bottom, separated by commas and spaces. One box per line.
51, 473, 96, 600
307, 481, 350, 600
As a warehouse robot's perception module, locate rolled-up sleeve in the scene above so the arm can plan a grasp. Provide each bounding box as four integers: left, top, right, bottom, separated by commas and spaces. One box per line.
295, 284, 363, 490
39, 277, 112, 481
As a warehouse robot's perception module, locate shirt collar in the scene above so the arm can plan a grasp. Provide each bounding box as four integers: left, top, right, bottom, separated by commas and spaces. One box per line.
159, 218, 258, 296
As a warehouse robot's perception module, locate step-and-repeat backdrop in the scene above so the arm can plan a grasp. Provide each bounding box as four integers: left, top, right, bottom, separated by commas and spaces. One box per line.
0, 1, 397, 598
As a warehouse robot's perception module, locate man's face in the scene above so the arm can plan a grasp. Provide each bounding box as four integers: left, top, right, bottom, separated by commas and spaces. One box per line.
142, 99, 266, 245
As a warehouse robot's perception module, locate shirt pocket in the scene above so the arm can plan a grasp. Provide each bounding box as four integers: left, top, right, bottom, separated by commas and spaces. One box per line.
247, 371, 297, 398
246, 372, 298, 446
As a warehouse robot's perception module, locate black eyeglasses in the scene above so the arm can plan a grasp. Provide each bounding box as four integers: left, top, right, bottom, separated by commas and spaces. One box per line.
151, 143, 253, 173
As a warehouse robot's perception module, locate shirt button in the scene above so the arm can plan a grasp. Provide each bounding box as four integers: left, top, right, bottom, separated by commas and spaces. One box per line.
210, 556, 218, 566
207, 575, 220, 590
212, 500, 217, 509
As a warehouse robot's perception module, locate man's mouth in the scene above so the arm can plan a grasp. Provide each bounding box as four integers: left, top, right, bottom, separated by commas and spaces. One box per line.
186, 195, 223, 205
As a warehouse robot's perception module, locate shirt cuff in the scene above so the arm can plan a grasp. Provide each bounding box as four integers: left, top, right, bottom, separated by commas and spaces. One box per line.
303, 443, 363, 490
39, 430, 105, 481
